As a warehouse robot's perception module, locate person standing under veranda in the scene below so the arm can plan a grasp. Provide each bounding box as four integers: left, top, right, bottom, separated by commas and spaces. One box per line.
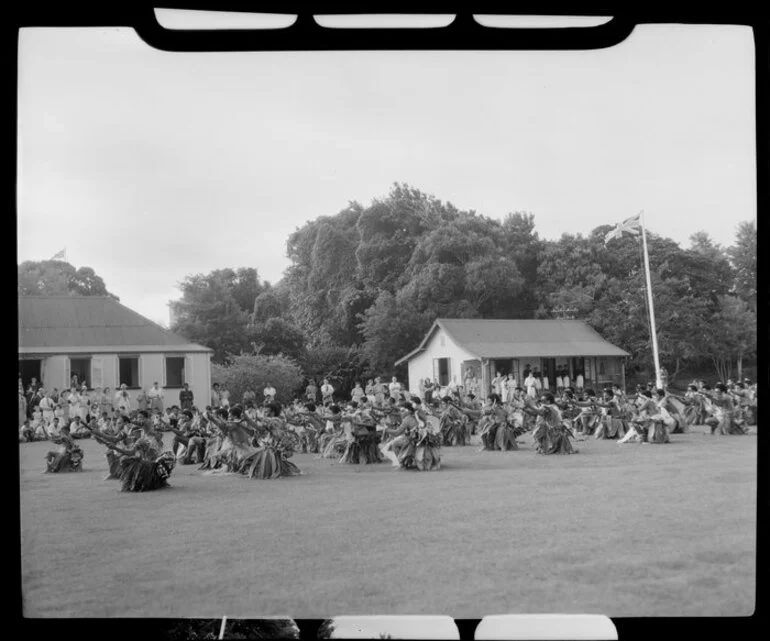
389, 376, 402, 402
39, 389, 56, 427
179, 382, 194, 411
115, 384, 132, 417
148, 381, 164, 414
524, 371, 537, 399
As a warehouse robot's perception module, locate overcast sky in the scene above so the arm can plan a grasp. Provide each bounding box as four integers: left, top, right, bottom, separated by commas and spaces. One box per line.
17, 24, 756, 327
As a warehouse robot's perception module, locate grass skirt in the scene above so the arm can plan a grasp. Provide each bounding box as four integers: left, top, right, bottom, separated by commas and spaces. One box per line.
477, 416, 500, 450
441, 418, 468, 446
575, 413, 600, 435
105, 450, 123, 479
199, 436, 224, 470
395, 435, 442, 471
243, 446, 302, 479
340, 432, 384, 464
45, 447, 84, 473
493, 422, 523, 451
319, 433, 347, 459
647, 420, 670, 443
118, 456, 172, 492
711, 410, 748, 435
533, 422, 576, 455
595, 416, 627, 439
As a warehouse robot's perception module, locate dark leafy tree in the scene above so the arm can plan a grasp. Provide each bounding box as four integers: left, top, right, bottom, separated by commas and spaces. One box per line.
18, 260, 117, 298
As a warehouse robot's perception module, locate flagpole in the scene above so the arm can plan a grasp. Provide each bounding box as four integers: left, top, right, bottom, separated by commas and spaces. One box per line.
639, 211, 662, 389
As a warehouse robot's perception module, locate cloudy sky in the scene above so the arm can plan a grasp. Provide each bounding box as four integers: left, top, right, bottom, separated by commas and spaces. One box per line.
17, 22, 755, 327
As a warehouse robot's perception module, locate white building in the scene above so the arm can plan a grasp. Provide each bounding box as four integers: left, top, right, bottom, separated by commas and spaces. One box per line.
395, 318, 630, 396
18, 296, 213, 407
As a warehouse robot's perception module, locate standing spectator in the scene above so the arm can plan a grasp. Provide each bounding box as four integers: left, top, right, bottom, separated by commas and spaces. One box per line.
506, 374, 517, 401
100, 387, 114, 419
305, 379, 318, 403
60, 389, 71, 423
563, 369, 571, 390
242, 387, 256, 407
263, 382, 277, 404
576, 371, 584, 392
39, 390, 56, 426
533, 371, 543, 396
115, 384, 132, 416
70, 372, 79, 388
78, 384, 92, 422
219, 387, 230, 409
373, 377, 386, 406
365, 379, 375, 404
67, 386, 79, 421
423, 378, 434, 404
389, 376, 402, 401
148, 381, 164, 413
351, 381, 365, 404
136, 387, 149, 412
556, 369, 564, 392
180, 382, 194, 410
18, 386, 27, 429
321, 378, 335, 406
524, 370, 537, 399
659, 366, 669, 390
211, 383, 221, 408
50, 388, 60, 404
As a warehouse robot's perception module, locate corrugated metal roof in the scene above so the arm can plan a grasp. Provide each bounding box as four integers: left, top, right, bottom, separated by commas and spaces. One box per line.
18, 296, 213, 352
396, 318, 628, 364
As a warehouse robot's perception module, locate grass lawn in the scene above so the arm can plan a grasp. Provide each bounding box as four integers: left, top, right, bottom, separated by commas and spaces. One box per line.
19, 427, 756, 619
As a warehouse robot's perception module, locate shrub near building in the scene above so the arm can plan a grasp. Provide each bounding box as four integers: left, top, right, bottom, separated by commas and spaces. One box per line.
211, 353, 303, 406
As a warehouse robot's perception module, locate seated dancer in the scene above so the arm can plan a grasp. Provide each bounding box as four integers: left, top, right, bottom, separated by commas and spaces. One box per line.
381, 402, 440, 471
339, 402, 384, 464
477, 394, 521, 451
439, 396, 469, 446
243, 402, 302, 479
704, 383, 749, 435
523, 394, 577, 455
93, 410, 176, 490
43, 422, 84, 473
168, 410, 208, 465
91, 416, 134, 480
318, 404, 347, 459
200, 406, 260, 473
287, 402, 324, 454
620, 390, 670, 444
593, 389, 629, 440
572, 389, 601, 436
682, 385, 709, 426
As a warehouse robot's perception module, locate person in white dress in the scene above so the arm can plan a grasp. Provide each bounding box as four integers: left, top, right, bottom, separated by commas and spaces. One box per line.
115, 385, 132, 416
505, 375, 517, 403
78, 384, 91, 422
148, 382, 164, 414
389, 377, 402, 401
263, 382, 277, 404
563, 371, 571, 390
524, 372, 537, 399
576, 372, 584, 392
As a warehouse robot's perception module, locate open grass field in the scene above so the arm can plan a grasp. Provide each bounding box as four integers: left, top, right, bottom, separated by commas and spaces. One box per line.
20, 427, 756, 619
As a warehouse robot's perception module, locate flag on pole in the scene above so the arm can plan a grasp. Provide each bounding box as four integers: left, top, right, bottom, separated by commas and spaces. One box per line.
50, 248, 67, 261
604, 213, 641, 245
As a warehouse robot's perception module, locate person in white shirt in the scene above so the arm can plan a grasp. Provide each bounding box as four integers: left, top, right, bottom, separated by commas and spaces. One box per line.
576, 372, 584, 392
263, 382, 277, 403
505, 374, 517, 402
148, 382, 164, 413
321, 379, 335, 406
39, 390, 56, 426
388, 377, 402, 400
563, 371, 571, 390
524, 372, 537, 399
78, 384, 91, 422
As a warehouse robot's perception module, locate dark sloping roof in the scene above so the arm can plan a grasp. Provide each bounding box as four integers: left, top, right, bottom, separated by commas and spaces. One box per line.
18, 296, 212, 353
395, 318, 629, 365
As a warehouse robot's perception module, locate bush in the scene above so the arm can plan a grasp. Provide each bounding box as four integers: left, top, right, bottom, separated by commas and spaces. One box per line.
211, 353, 304, 406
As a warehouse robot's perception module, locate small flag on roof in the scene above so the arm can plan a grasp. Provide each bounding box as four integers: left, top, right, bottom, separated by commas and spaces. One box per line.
50, 247, 67, 261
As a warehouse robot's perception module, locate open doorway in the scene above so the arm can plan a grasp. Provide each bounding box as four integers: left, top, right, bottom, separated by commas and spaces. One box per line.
19, 359, 42, 390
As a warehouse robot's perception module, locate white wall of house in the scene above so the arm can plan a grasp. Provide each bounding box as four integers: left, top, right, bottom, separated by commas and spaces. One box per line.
406, 328, 478, 393
37, 351, 211, 409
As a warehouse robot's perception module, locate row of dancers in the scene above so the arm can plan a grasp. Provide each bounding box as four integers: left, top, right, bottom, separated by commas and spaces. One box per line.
35, 380, 755, 491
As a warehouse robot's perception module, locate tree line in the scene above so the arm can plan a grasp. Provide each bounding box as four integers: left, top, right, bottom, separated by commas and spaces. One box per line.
19, 183, 757, 390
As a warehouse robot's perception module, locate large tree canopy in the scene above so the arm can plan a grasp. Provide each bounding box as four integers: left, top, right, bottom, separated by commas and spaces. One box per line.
18, 260, 117, 299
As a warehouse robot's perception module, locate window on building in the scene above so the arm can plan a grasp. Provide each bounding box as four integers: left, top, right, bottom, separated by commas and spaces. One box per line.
69, 357, 92, 389
165, 357, 185, 388
118, 356, 140, 388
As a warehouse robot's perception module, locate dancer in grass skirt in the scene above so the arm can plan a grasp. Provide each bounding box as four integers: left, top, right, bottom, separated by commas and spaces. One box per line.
523, 394, 577, 455
90, 416, 138, 480
683, 385, 709, 426
438, 396, 469, 446
705, 383, 749, 435
477, 394, 522, 451
572, 390, 601, 436
93, 411, 176, 491
43, 423, 84, 473
623, 391, 670, 444
318, 405, 347, 459
242, 403, 302, 479
593, 389, 628, 440
200, 406, 260, 473
338, 403, 384, 465
168, 410, 209, 465
381, 403, 441, 470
